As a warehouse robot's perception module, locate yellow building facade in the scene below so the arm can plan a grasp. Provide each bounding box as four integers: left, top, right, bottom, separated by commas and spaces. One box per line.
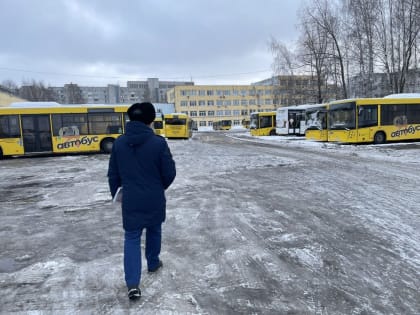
167, 85, 279, 128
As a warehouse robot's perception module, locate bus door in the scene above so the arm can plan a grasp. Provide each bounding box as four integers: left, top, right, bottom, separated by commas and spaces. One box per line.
288, 111, 299, 135
357, 105, 378, 142
21, 115, 52, 153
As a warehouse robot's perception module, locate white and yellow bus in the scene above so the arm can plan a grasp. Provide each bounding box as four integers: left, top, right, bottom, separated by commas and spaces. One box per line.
249, 111, 276, 136
276, 104, 320, 136
327, 97, 420, 144
0, 103, 130, 158
164, 113, 192, 139
304, 104, 329, 141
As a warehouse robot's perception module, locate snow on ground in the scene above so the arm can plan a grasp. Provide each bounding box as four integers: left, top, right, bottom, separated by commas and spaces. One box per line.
0, 129, 419, 314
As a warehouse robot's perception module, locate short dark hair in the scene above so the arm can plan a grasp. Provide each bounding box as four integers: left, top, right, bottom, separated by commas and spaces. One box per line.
127, 102, 156, 124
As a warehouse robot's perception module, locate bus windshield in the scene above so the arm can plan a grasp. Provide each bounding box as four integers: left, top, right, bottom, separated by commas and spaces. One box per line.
328, 102, 356, 130
249, 114, 258, 129
305, 108, 327, 130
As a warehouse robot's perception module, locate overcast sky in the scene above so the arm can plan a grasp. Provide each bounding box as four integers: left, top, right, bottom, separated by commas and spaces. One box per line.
0, 0, 304, 87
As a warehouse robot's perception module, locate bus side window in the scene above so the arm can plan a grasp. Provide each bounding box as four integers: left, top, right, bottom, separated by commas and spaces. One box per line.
358, 106, 378, 128
0, 115, 20, 138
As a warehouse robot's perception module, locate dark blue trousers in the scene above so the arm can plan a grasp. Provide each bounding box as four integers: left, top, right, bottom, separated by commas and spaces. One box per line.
124, 223, 162, 288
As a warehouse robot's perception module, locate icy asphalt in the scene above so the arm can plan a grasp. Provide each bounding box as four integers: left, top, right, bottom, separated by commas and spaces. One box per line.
0, 130, 419, 314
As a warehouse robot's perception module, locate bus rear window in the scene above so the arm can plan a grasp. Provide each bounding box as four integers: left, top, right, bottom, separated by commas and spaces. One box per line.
165, 118, 186, 125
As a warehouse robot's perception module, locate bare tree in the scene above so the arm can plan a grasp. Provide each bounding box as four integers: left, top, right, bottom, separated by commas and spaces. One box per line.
64, 83, 85, 104
343, 0, 381, 97
19, 80, 56, 101
1, 80, 19, 94
297, 12, 330, 103
269, 36, 297, 76
305, 0, 348, 98
376, 0, 420, 93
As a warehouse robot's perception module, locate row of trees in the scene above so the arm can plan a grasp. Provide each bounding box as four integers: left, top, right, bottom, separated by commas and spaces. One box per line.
1, 80, 85, 103
270, 0, 420, 103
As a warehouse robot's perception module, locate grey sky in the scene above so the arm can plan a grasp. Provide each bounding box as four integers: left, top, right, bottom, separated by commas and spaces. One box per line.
0, 0, 303, 87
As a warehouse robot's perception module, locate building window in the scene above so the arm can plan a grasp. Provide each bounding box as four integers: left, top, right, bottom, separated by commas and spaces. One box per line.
241, 110, 248, 115
199, 90, 206, 96
216, 110, 224, 116
199, 100, 206, 106
207, 111, 215, 116
199, 111, 206, 116
223, 100, 231, 106
181, 101, 188, 107
224, 110, 231, 116
233, 110, 240, 116
207, 100, 214, 106
190, 111, 197, 117
207, 90, 214, 96
233, 100, 240, 105
208, 121, 213, 126
241, 100, 248, 105
190, 100, 197, 106
199, 121, 206, 126
233, 120, 241, 126
216, 100, 223, 106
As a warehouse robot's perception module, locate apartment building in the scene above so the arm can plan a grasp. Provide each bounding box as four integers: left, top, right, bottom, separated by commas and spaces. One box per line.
49, 78, 193, 104
348, 70, 420, 98
253, 75, 320, 105
167, 85, 279, 128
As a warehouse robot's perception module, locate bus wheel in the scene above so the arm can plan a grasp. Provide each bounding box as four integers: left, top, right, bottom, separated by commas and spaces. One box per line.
0, 147, 3, 159
101, 138, 114, 153
373, 131, 386, 144
269, 129, 276, 136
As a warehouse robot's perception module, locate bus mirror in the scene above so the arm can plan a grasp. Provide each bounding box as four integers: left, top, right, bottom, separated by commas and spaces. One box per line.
358, 108, 363, 116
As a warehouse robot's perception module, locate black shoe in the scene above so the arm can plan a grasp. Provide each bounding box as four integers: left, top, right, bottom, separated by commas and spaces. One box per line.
148, 260, 163, 273
128, 287, 141, 300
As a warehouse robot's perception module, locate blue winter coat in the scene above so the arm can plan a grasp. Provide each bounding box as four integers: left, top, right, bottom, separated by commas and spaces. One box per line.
107, 121, 176, 231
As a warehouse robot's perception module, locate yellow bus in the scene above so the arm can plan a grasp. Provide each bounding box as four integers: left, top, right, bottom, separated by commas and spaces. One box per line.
164, 113, 192, 139
304, 104, 329, 141
213, 120, 232, 131
0, 103, 129, 158
241, 118, 250, 129
153, 112, 165, 136
327, 97, 420, 144
250, 111, 276, 136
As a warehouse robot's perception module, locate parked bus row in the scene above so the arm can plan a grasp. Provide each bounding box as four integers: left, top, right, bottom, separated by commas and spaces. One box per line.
0, 103, 192, 158
249, 95, 420, 144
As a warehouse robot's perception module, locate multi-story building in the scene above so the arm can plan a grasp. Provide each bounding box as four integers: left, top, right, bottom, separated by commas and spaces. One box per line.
49, 78, 193, 104
167, 85, 279, 128
253, 75, 320, 105
348, 70, 420, 98
121, 78, 193, 104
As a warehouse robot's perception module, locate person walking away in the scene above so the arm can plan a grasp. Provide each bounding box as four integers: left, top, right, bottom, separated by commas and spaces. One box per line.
107, 102, 176, 300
